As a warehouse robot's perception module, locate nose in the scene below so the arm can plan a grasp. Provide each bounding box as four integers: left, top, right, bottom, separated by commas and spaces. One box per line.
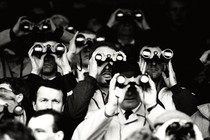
46, 101, 53, 109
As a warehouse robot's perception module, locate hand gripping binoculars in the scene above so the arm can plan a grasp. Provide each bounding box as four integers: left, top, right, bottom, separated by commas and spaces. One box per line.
116, 74, 149, 88
21, 19, 50, 32
32, 43, 66, 58
75, 33, 105, 48
115, 10, 143, 22
141, 48, 173, 62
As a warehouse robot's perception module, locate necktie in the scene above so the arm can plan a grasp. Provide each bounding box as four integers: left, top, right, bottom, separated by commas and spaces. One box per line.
124, 110, 133, 120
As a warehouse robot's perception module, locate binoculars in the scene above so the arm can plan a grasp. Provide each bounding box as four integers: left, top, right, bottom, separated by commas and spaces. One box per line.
32, 43, 66, 58
116, 74, 149, 88
95, 52, 125, 65
166, 121, 195, 138
21, 20, 50, 32
75, 34, 105, 48
115, 10, 143, 22
0, 104, 24, 116
141, 48, 173, 62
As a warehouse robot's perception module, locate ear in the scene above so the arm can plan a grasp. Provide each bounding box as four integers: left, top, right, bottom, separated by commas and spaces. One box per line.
16, 93, 23, 103
55, 131, 64, 140
32, 101, 37, 111
61, 104, 64, 112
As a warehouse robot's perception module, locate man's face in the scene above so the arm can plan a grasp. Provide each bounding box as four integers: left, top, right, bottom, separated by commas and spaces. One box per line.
75, 33, 96, 68
140, 46, 165, 80
95, 46, 116, 87
0, 83, 19, 120
33, 86, 64, 113
28, 114, 57, 140
120, 75, 141, 110
39, 41, 58, 75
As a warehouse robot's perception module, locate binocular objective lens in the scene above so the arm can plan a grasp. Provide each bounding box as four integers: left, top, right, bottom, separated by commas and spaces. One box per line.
116, 54, 123, 61
117, 12, 124, 17
95, 54, 102, 61
142, 49, 151, 58
140, 75, 149, 83
117, 75, 126, 84
96, 37, 105, 42
135, 13, 142, 18
162, 49, 173, 59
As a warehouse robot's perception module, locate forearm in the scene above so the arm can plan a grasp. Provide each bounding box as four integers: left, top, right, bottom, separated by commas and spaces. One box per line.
0, 29, 12, 48
64, 75, 97, 119
72, 107, 112, 140
171, 84, 198, 115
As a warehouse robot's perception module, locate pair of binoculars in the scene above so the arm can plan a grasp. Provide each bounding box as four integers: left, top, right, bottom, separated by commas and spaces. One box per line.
0, 104, 24, 116
75, 34, 105, 48
32, 43, 65, 58
115, 10, 143, 22
21, 20, 50, 32
141, 48, 173, 62
116, 74, 149, 88
166, 121, 195, 138
95, 53, 125, 63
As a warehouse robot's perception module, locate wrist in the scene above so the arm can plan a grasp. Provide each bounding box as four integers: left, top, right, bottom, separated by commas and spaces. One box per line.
147, 103, 158, 112
9, 28, 17, 41
104, 104, 117, 118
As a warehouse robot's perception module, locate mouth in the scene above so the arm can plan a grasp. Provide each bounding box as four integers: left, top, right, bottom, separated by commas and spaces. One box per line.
102, 71, 112, 79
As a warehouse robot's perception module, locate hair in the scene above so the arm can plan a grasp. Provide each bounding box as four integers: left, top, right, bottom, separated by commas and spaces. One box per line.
31, 109, 65, 133
29, 81, 67, 104
89, 41, 120, 59
0, 119, 36, 140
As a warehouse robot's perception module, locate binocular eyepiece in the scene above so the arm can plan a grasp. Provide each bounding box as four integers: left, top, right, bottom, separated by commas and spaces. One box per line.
116, 74, 149, 88
32, 43, 65, 58
115, 10, 143, 22
141, 48, 173, 62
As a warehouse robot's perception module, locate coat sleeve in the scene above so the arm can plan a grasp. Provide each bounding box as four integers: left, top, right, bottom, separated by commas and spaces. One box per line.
171, 84, 198, 116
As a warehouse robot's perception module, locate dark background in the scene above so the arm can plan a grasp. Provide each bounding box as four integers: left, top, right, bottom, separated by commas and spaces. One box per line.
1, 0, 210, 33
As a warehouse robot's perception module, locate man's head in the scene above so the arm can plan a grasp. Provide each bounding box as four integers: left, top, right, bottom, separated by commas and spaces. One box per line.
139, 46, 174, 80
91, 42, 120, 87
0, 119, 36, 140
27, 109, 65, 140
31, 82, 66, 113
112, 61, 142, 110
74, 31, 97, 68
0, 80, 24, 122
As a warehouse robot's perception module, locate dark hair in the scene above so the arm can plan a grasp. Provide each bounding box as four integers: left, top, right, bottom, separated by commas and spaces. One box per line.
89, 41, 120, 59
30, 109, 65, 133
29, 81, 67, 104
0, 119, 36, 140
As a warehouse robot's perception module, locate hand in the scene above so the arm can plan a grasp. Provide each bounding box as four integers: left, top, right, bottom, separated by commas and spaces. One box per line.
136, 75, 157, 109
162, 60, 177, 88
133, 9, 151, 30
67, 31, 81, 62
107, 8, 122, 28
199, 49, 210, 66
88, 50, 98, 78
53, 46, 71, 75
138, 56, 147, 74
28, 45, 45, 75
105, 73, 130, 116
12, 16, 32, 37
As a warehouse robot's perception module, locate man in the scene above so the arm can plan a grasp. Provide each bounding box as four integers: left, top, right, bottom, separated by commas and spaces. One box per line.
27, 109, 66, 140
72, 61, 163, 140
69, 41, 126, 118
138, 45, 197, 116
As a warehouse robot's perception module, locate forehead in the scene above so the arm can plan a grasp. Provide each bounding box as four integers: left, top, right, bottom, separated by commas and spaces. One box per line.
34, 41, 57, 46
82, 33, 96, 39
140, 46, 162, 54
28, 114, 54, 129
94, 46, 116, 54
37, 86, 63, 99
